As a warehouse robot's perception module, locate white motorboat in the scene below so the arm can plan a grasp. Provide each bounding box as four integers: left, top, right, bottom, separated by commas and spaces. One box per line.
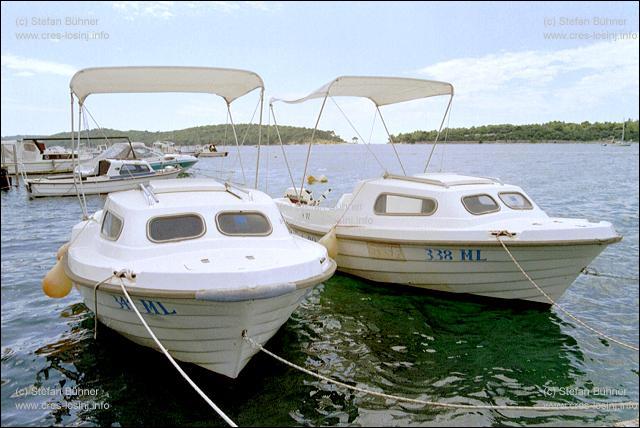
93, 141, 199, 171
25, 158, 180, 198
197, 144, 229, 158
42, 67, 335, 379
1, 138, 93, 174
60, 178, 335, 378
271, 76, 622, 304
277, 173, 621, 303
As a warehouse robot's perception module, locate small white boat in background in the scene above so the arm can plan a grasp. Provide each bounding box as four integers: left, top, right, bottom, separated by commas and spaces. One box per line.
62, 178, 335, 378
1, 138, 93, 174
197, 144, 229, 158
271, 76, 622, 304
96, 141, 199, 171
612, 120, 631, 146
25, 159, 180, 198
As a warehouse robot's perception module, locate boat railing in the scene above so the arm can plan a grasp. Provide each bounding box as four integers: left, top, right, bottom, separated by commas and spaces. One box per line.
139, 183, 159, 206
224, 181, 252, 201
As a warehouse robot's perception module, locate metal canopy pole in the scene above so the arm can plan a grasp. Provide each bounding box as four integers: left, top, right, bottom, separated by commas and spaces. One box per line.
298, 92, 328, 200
227, 103, 246, 185
424, 94, 454, 173
254, 88, 264, 189
376, 105, 406, 176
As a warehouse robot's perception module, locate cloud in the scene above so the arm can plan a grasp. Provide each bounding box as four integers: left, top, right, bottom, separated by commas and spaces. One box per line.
112, 1, 280, 19
418, 39, 639, 124
1, 54, 76, 77
112, 1, 174, 20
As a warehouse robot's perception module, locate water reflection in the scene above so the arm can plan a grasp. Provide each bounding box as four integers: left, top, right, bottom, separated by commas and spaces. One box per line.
15, 274, 637, 427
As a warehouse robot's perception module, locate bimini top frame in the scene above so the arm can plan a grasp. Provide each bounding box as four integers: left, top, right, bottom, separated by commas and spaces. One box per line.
269, 75, 454, 199
70, 66, 264, 104
68, 66, 265, 217
271, 75, 452, 107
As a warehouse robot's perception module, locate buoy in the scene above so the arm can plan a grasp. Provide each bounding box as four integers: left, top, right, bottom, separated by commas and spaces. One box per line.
42, 260, 72, 298
56, 242, 70, 261
318, 175, 328, 183
307, 175, 317, 185
318, 227, 338, 260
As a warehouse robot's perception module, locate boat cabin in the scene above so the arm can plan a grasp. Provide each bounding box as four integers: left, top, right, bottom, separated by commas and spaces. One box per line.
94, 159, 155, 178
93, 179, 293, 256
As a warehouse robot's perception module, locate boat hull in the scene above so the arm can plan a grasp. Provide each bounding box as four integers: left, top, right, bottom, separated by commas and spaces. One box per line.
149, 159, 198, 171
288, 224, 612, 304
2, 159, 87, 175
75, 282, 312, 378
197, 151, 228, 158
26, 169, 181, 198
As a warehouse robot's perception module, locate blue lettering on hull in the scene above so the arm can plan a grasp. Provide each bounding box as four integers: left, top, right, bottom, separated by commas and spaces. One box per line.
111, 295, 177, 315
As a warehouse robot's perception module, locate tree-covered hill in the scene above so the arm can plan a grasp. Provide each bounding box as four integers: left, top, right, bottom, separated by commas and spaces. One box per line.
392, 120, 639, 143
3, 124, 345, 147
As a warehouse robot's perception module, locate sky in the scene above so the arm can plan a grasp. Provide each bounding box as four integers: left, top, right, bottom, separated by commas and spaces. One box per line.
1, 1, 639, 142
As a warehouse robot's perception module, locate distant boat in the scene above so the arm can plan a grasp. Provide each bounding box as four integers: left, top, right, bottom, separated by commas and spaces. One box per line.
197, 144, 229, 158
1, 138, 93, 174
612, 121, 631, 146
103, 141, 199, 171
25, 159, 180, 198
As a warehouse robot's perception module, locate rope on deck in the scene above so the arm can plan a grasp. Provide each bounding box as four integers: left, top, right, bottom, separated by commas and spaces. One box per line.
242, 331, 637, 412
493, 231, 638, 352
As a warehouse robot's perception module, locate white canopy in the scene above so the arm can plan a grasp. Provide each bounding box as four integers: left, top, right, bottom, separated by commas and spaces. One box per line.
271, 76, 453, 107
70, 66, 264, 104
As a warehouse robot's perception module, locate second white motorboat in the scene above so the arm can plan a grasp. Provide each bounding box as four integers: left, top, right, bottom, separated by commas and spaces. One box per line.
271, 76, 622, 304
277, 172, 621, 304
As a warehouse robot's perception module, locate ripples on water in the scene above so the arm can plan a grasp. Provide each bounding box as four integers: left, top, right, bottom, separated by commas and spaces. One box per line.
1, 144, 638, 426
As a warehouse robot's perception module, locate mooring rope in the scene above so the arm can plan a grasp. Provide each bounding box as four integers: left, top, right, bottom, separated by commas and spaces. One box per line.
493, 231, 639, 352
581, 267, 639, 282
242, 332, 637, 412
114, 271, 237, 427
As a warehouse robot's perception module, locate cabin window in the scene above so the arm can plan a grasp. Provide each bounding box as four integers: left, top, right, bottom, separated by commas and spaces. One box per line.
374, 193, 437, 216
147, 214, 205, 243
216, 211, 272, 236
499, 192, 533, 210
101, 210, 123, 241
119, 163, 151, 176
462, 194, 500, 215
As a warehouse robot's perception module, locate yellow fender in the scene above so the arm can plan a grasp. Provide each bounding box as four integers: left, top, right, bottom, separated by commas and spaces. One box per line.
318, 227, 338, 260
43, 259, 72, 298
56, 242, 70, 260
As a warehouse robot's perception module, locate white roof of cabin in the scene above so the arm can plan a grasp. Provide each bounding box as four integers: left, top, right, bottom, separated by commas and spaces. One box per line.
106, 179, 272, 213
149, 179, 226, 194
375, 173, 501, 189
